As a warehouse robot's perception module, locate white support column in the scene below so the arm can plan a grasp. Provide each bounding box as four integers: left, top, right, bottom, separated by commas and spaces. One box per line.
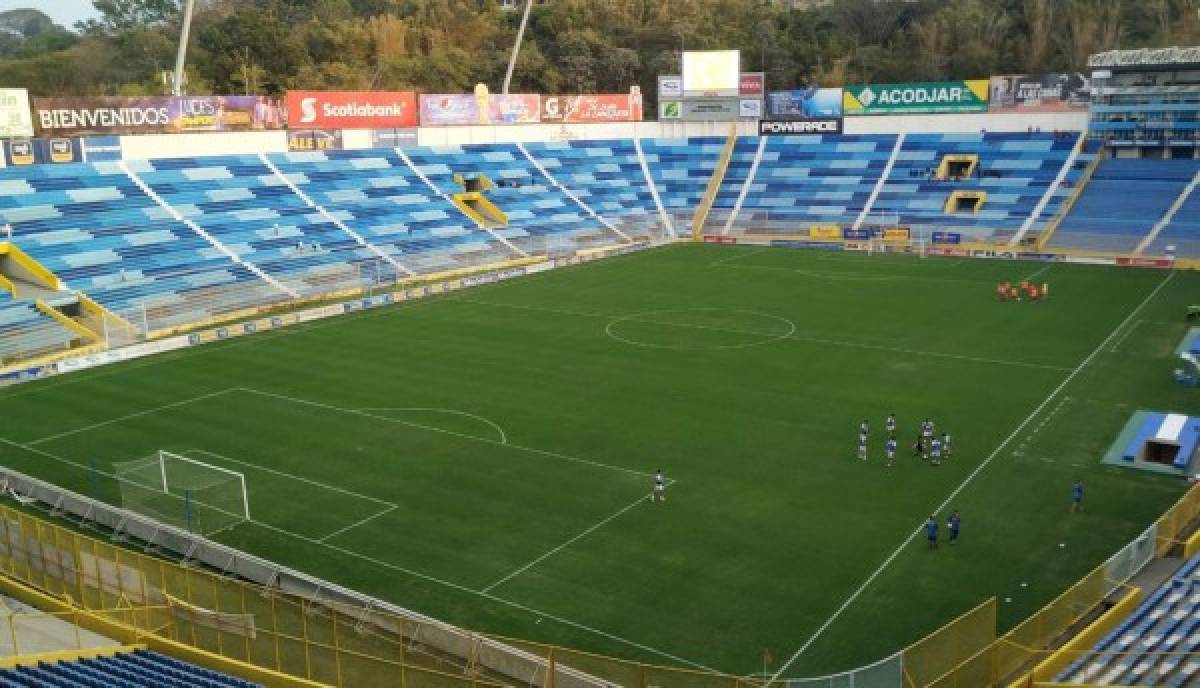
119, 161, 298, 298
723, 136, 768, 234
258, 153, 415, 276
516, 143, 632, 243
1009, 131, 1084, 247
852, 133, 905, 232
393, 148, 528, 257
633, 138, 675, 237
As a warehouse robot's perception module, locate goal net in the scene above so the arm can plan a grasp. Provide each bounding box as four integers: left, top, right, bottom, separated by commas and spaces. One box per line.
114, 451, 249, 535
867, 237, 928, 258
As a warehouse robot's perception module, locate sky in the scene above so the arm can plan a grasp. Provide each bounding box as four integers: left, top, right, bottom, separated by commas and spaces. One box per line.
0, 0, 101, 29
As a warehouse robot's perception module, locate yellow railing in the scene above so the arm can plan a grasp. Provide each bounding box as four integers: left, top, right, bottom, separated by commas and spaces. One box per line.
691, 125, 739, 241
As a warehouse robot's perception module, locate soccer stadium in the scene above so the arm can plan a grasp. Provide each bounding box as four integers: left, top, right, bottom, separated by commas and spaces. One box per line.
0, 1, 1198, 687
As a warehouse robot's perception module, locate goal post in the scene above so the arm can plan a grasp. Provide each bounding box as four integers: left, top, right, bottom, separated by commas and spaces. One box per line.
867, 237, 928, 258
114, 451, 249, 535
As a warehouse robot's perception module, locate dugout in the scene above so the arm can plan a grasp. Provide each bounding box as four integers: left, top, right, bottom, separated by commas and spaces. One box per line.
945, 190, 987, 214
1105, 411, 1200, 476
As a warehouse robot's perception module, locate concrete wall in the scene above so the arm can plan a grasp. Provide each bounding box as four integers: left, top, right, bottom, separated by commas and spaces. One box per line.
843, 111, 1089, 135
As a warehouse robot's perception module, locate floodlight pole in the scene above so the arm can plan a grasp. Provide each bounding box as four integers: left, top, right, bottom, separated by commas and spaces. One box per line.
502, 0, 536, 94
172, 0, 197, 96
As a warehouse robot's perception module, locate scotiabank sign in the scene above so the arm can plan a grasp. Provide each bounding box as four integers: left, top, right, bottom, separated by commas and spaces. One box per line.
286, 91, 417, 129
759, 118, 843, 135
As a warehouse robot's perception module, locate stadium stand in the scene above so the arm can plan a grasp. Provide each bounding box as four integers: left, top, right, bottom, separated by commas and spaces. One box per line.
639, 137, 725, 229
0, 648, 262, 688
0, 298, 76, 363
1055, 554, 1200, 687
403, 143, 627, 253
1050, 158, 1200, 253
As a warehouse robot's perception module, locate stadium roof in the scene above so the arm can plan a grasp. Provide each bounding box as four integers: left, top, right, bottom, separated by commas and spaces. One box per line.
1089, 46, 1200, 70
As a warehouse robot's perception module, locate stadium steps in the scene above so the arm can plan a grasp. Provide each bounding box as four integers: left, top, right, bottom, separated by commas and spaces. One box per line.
1139, 167, 1200, 257
515, 142, 633, 243
712, 135, 767, 234
1010, 131, 1085, 247
687, 125, 739, 239
852, 132, 906, 232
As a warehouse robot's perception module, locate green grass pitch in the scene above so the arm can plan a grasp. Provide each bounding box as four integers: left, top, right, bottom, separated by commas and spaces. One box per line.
1, 243, 1198, 677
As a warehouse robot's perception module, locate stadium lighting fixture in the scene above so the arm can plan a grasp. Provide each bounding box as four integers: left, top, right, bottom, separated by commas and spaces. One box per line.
172, 0, 196, 96
502, 0, 536, 94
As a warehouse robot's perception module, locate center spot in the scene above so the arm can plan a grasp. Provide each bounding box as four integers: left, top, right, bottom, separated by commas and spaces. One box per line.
605, 308, 796, 351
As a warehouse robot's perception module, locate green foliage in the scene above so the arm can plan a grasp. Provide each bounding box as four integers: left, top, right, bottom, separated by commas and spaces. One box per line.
1, 0, 1199, 98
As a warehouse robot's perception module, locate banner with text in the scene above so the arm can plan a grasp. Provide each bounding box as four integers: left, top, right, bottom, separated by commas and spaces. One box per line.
0, 88, 33, 138
287, 129, 343, 152
286, 91, 417, 129
988, 73, 1090, 113
766, 88, 843, 119
540, 94, 643, 123
419, 94, 541, 126
843, 80, 989, 115
759, 118, 843, 135
3, 137, 82, 166
32, 96, 286, 135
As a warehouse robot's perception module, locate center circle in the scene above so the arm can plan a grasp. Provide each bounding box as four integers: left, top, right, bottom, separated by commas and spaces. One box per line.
604, 308, 796, 351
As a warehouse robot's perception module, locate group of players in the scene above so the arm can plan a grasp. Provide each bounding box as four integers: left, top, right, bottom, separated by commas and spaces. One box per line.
995, 279, 1049, 302
858, 414, 952, 467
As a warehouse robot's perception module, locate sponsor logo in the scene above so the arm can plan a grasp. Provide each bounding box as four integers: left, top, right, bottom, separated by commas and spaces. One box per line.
759, 118, 842, 135
38, 106, 170, 132
703, 235, 737, 244
290, 91, 418, 128
300, 97, 318, 123
858, 87, 877, 107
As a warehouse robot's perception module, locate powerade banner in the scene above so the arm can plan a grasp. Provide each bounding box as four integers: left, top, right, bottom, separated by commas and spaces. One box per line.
759, 118, 843, 135
287, 91, 417, 129
3, 137, 81, 166
843, 80, 989, 115
419, 94, 540, 126
32, 96, 286, 135
988, 74, 1090, 113
540, 95, 643, 123
0, 88, 33, 138
766, 88, 843, 118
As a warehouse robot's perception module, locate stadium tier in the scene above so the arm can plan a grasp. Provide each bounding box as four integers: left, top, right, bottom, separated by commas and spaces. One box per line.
0, 297, 75, 363
1055, 555, 1200, 687
1050, 158, 1200, 253
0, 648, 261, 688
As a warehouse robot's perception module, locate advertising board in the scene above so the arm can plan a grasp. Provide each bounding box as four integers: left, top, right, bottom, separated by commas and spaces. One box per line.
287, 129, 343, 152
419, 93, 540, 126
682, 98, 740, 121
0, 88, 33, 138
759, 118, 842, 135
988, 74, 1090, 113
31, 96, 286, 135
286, 91, 417, 129
843, 81, 989, 115
766, 88, 843, 118
540, 94, 642, 123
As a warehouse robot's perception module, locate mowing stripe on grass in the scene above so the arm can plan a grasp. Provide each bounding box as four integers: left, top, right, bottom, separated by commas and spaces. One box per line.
764, 269, 1177, 685
0, 436, 714, 671
27, 388, 240, 446
481, 491, 656, 593
449, 297, 1074, 372
237, 387, 654, 480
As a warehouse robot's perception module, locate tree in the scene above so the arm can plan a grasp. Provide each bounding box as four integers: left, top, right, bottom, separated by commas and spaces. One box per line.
77, 0, 181, 35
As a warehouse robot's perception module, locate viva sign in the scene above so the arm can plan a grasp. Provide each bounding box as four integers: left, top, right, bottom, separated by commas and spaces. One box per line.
843, 80, 989, 115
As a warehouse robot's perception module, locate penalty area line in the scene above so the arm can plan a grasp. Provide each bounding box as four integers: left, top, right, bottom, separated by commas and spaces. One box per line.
765, 269, 1177, 685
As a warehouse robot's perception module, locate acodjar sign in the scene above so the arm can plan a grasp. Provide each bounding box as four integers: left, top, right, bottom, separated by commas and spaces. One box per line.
843, 80, 989, 115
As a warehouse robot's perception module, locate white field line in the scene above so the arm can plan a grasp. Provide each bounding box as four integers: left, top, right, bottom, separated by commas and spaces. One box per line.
1109, 319, 1142, 354
1023, 263, 1054, 282
0, 436, 714, 672
317, 504, 399, 543
357, 407, 508, 444
183, 449, 395, 507
481, 491, 655, 593
449, 297, 1074, 372
710, 247, 770, 266
27, 388, 240, 446
764, 269, 1177, 685
236, 387, 653, 480
713, 261, 993, 285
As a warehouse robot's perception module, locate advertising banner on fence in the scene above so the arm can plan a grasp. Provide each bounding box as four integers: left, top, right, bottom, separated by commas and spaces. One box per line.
658, 75, 683, 99
843, 80, 989, 115
419, 93, 540, 126
540, 94, 643, 123
739, 98, 763, 118
759, 118, 843, 135
740, 73, 764, 97
988, 73, 1090, 113
682, 97, 740, 121
810, 225, 842, 239
3, 137, 82, 166
286, 91, 417, 129
31, 96, 286, 135
660, 101, 681, 119
287, 129, 343, 152
766, 88, 843, 119
81, 135, 122, 161
0, 88, 33, 138
369, 128, 418, 147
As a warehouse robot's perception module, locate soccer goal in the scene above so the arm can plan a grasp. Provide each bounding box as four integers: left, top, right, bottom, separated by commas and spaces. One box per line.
113, 451, 250, 535
867, 237, 928, 258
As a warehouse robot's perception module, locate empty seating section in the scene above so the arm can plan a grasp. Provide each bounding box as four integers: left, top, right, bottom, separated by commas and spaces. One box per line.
1052, 159, 1200, 252
0, 648, 261, 688
129, 155, 376, 291
873, 133, 1077, 239
726, 134, 896, 231
265, 149, 509, 275
0, 162, 243, 314
0, 298, 75, 363
1146, 164, 1200, 257
404, 143, 619, 252
639, 137, 725, 230
702, 136, 762, 231
1055, 554, 1200, 686
522, 139, 660, 237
